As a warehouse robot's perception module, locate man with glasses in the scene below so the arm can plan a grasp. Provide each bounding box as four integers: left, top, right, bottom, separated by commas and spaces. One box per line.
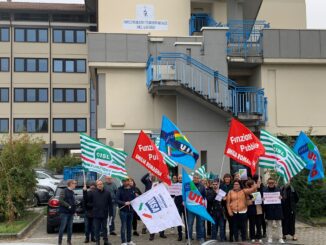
263, 177, 284, 244
58, 179, 77, 245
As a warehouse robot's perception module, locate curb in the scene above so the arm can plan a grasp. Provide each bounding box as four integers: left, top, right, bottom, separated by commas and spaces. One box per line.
0, 212, 44, 240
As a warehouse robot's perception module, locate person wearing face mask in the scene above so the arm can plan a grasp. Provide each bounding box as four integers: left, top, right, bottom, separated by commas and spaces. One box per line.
263, 177, 284, 244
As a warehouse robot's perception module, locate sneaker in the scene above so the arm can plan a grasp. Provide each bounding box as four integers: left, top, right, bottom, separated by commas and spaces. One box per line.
258, 239, 263, 243
128, 242, 136, 245
268, 238, 273, 243
279, 238, 285, 244
251, 239, 256, 242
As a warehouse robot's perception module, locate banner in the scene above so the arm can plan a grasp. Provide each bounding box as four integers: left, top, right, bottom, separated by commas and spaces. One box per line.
293, 131, 325, 183
259, 130, 306, 183
263, 192, 281, 205
131, 183, 183, 233
182, 169, 215, 224
167, 183, 182, 196
224, 118, 265, 175
80, 134, 128, 180
159, 115, 199, 169
132, 131, 172, 185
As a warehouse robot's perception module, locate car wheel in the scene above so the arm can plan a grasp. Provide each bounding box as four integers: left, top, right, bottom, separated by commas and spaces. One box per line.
31, 195, 38, 207
46, 223, 56, 234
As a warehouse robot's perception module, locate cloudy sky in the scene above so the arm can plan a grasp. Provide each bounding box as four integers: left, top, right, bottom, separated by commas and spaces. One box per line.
1, 0, 325, 29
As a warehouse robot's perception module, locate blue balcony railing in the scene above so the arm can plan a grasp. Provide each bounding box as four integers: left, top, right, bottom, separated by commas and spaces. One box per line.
227, 20, 270, 57
146, 52, 267, 122
189, 13, 222, 35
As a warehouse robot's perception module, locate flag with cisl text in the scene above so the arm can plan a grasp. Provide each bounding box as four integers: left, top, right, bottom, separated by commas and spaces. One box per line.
159, 115, 199, 170
182, 168, 215, 224
224, 118, 265, 175
132, 131, 172, 185
131, 183, 183, 234
80, 133, 128, 179
293, 131, 325, 183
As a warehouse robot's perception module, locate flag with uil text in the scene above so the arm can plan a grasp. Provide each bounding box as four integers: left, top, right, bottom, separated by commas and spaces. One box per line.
80, 134, 128, 180
259, 130, 306, 183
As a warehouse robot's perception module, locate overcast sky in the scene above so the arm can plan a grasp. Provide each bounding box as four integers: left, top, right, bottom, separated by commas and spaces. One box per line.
1, 0, 325, 29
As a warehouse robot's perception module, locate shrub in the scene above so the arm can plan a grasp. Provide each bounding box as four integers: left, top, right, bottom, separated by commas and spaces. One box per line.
46, 155, 81, 174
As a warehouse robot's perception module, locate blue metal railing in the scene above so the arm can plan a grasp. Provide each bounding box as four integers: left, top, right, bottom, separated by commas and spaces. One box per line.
146, 52, 267, 122
189, 13, 222, 35
227, 20, 270, 57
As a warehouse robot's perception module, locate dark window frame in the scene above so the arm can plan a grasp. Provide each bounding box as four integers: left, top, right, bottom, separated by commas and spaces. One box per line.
0, 118, 9, 133
53, 88, 87, 103
0, 57, 9, 72
53, 118, 87, 133
14, 58, 48, 72
14, 118, 48, 133
0, 27, 10, 42
14, 28, 48, 43
52, 59, 86, 73
52, 29, 86, 44
0, 88, 9, 102
14, 88, 48, 103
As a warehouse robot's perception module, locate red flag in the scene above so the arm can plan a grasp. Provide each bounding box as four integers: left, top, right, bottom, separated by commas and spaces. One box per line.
224, 118, 265, 175
132, 131, 172, 185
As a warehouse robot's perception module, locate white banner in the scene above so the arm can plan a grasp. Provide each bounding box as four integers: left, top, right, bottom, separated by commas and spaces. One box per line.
263, 192, 281, 205
131, 183, 183, 233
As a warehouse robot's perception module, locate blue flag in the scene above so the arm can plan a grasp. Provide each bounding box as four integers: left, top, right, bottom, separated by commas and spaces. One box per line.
182, 168, 215, 224
159, 115, 199, 169
293, 132, 325, 183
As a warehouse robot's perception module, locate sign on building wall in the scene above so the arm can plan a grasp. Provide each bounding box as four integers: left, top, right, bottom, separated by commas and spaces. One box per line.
123, 4, 168, 31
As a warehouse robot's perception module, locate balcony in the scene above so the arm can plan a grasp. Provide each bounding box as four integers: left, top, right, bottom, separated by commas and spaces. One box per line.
189, 13, 223, 35
146, 52, 267, 124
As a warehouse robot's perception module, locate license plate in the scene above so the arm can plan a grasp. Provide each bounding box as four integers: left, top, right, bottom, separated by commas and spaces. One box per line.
73, 215, 84, 224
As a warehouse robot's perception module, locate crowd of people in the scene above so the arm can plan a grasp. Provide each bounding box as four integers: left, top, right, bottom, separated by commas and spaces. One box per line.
57, 171, 299, 245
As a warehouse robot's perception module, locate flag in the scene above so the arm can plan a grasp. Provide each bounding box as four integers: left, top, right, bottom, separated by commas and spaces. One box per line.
154, 136, 178, 167
293, 132, 325, 183
131, 183, 183, 234
159, 115, 199, 169
132, 131, 172, 185
182, 169, 215, 224
259, 130, 306, 183
190, 165, 207, 179
80, 133, 128, 179
224, 118, 265, 175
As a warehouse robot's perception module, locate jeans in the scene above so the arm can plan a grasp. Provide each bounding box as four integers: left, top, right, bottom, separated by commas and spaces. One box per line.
248, 214, 262, 240
109, 204, 117, 232
120, 211, 133, 243
232, 213, 247, 241
94, 217, 109, 243
211, 215, 226, 241
187, 211, 204, 240
267, 220, 282, 240
84, 216, 94, 240
58, 213, 74, 243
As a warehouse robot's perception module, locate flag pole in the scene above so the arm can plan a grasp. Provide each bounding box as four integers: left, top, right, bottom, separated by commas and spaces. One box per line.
183, 205, 191, 245
219, 155, 226, 181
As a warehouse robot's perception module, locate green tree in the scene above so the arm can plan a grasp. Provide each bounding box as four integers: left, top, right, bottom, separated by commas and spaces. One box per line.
0, 134, 43, 222
46, 155, 81, 174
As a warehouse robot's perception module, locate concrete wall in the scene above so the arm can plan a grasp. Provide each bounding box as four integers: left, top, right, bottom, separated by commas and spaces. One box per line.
261, 64, 326, 136
98, 0, 190, 36
258, 0, 306, 29
263, 29, 326, 59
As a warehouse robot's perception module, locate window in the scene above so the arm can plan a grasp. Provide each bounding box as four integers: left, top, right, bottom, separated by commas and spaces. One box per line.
14, 88, 48, 102
14, 58, 48, 72
0, 58, 9, 72
53, 118, 87, 133
14, 118, 48, 133
53, 88, 86, 102
0, 119, 9, 133
0, 88, 9, 102
0, 27, 9, 42
14, 28, 48, 42
53, 59, 86, 73
53, 29, 86, 43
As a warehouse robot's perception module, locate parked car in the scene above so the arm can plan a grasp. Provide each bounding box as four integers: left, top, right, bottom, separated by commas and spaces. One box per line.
46, 180, 85, 233
35, 169, 61, 192
35, 185, 54, 205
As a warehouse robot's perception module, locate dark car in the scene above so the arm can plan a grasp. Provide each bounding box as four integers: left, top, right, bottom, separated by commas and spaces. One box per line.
35, 185, 54, 205
46, 181, 85, 233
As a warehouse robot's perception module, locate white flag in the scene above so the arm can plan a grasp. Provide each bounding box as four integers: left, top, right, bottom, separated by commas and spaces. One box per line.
131, 183, 183, 233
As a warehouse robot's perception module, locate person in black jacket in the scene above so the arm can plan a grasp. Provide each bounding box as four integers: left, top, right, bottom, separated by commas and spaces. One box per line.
116, 177, 137, 245
89, 180, 113, 245
220, 173, 233, 242
206, 179, 226, 241
130, 178, 142, 236
83, 182, 96, 243
263, 177, 284, 244
174, 174, 187, 241
281, 181, 299, 241
58, 179, 77, 245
